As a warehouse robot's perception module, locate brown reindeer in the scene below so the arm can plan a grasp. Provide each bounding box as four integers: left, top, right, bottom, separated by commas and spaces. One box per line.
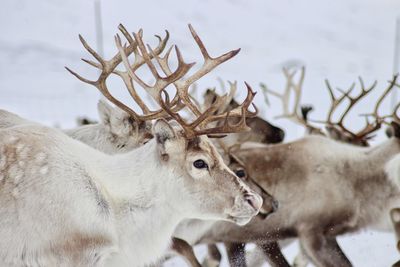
194, 76, 400, 267
229, 70, 398, 267
201, 67, 384, 267
168, 73, 400, 267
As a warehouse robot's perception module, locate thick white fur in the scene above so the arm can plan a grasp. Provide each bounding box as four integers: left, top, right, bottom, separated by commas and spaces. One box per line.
387, 154, 400, 190
0, 119, 261, 267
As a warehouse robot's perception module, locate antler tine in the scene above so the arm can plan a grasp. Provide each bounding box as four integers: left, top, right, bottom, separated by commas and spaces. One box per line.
145, 24, 241, 118
367, 74, 400, 122
158, 83, 256, 139
182, 24, 240, 100
187, 24, 241, 84
118, 24, 170, 72
260, 67, 300, 121
322, 77, 381, 141
324, 79, 356, 123
66, 34, 146, 121
289, 66, 306, 119
262, 67, 317, 128
115, 34, 190, 120
133, 31, 195, 100
336, 78, 377, 128
208, 80, 238, 115
148, 43, 202, 115
361, 74, 400, 126
69, 24, 172, 117
197, 83, 257, 127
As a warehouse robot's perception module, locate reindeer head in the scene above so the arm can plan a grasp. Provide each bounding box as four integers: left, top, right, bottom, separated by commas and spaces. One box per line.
227, 152, 278, 219
67, 24, 263, 225
153, 120, 262, 225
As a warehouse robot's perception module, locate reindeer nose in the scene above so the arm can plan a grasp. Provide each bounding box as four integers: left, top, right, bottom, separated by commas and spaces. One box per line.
244, 192, 263, 212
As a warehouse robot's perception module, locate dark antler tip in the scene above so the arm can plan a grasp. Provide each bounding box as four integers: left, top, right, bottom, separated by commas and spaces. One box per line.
244, 82, 255, 93
233, 48, 241, 55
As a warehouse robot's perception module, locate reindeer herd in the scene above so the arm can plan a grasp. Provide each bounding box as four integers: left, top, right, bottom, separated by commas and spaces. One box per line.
0, 24, 400, 267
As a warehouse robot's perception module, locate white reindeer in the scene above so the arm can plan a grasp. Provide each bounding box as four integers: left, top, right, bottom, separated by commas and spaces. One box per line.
0, 24, 264, 267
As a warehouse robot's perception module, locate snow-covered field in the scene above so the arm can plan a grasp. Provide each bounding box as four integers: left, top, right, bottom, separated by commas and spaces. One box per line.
1, 0, 400, 266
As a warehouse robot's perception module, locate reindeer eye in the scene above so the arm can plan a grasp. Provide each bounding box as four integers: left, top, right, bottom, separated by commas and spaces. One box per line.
235, 169, 246, 178
193, 159, 208, 169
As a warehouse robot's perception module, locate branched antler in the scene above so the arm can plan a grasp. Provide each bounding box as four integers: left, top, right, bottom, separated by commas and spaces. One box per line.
361, 74, 400, 125
261, 66, 323, 135
65, 26, 175, 121
320, 75, 400, 144
66, 24, 257, 139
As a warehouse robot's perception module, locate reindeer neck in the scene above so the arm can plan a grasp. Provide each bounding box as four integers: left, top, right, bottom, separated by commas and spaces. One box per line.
90, 140, 187, 266
364, 138, 400, 165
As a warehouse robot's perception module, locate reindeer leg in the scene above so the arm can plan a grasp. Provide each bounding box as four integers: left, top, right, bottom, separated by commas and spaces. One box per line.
298, 232, 352, 267
202, 244, 222, 267
171, 237, 202, 267
225, 242, 247, 267
257, 241, 290, 267
293, 242, 310, 267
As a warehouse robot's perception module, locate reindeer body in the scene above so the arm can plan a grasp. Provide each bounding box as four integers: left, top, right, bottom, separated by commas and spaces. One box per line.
174, 135, 400, 267
0, 109, 35, 128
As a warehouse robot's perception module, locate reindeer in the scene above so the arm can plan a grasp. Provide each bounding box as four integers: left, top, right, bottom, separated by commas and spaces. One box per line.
0, 24, 266, 267
166, 73, 400, 267
192, 76, 400, 267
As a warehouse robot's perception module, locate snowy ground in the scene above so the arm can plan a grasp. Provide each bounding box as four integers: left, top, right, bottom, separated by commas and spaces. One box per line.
1, 0, 400, 266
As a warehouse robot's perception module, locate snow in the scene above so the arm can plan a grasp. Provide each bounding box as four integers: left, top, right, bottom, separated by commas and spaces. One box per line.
1, 0, 400, 265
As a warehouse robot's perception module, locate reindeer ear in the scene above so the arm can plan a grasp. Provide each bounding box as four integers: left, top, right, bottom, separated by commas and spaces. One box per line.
391, 121, 400, 139
154, 119, 176, 145
153, 119, 177, 161
97, 99, 113, 126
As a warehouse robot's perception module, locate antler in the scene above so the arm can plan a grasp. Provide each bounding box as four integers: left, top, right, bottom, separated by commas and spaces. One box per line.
66, 26, 177, 121
361, 74, 400, 125
202, 80, 238, 115
115, 24, 257, 139
146, 24, 241, 117
261, 66, 323, 135
160, 82, 257, 138
321, 76, 400, 142
324, 77, 377, 138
